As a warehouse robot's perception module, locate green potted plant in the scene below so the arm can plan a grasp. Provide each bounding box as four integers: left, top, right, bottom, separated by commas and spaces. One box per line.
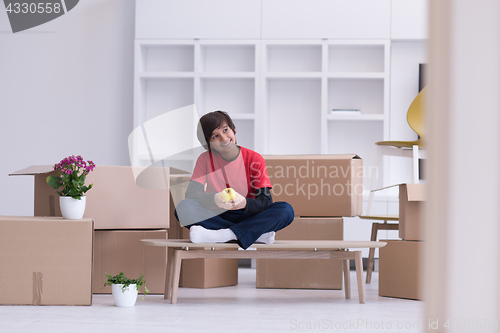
104, 272, 149, 307
46, 155, 95, 219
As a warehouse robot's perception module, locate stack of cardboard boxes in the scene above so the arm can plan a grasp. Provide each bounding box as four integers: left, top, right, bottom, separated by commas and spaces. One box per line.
8, 165, 188, 297
379, 183, 425, 300
167, 155, 365, 290
256, 155, 363, 289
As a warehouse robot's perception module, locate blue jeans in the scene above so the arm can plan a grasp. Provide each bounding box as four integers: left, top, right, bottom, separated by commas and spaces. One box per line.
174, 199, 294, 249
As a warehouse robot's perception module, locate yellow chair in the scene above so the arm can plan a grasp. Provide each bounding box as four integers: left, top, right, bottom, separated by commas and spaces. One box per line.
367, 86, 427, 214
376, 85, 426, 149
362, 87, 426, 284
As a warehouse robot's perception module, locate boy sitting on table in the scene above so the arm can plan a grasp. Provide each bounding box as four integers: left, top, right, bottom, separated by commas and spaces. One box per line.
175, 111, 294, 250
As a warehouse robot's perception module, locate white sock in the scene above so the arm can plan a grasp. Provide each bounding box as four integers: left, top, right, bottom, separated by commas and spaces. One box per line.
255, 231, 275, 244
189, 225, 237, 244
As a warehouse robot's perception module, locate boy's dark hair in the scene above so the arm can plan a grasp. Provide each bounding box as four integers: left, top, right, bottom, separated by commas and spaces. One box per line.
197, 111, 236, 150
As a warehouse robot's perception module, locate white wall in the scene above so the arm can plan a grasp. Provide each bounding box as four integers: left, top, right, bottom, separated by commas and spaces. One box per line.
0, 0, 135, 216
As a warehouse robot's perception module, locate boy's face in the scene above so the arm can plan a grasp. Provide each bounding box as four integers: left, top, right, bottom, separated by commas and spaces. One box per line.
209, 122, 237, 154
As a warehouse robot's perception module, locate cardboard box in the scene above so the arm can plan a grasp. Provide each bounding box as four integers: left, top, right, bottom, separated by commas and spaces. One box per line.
263, 155, 363, 217
256, 217, 344, 289
175, 227, 239, 288
0, 216, 93, 305
93, 229, 168, 294
167, 176, 239, 288
379, 240, 422, 300
399, 184, 426, 241
168, 174, 191, 240
10, 165, 189, 229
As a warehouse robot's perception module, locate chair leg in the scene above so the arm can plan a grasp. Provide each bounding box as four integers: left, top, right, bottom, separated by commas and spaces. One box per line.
343, 259, 351, 299
366, 222, 379, 284
412, 145, 420, 184
355, 251, 366, 304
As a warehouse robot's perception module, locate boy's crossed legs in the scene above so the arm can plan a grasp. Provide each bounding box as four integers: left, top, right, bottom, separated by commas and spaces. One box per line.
175, 199, 294, 249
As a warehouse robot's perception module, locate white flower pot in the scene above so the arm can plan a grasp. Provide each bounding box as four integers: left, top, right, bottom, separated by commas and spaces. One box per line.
112, 284, 138, 307
59, 196, 86, 220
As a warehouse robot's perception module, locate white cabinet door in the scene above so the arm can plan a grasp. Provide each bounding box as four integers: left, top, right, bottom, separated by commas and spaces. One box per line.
391, 0, 429, 40
262, 0, 391, 39
135, 0, 261, 39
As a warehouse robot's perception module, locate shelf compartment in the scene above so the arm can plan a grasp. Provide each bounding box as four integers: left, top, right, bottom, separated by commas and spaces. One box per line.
140, 78, 194, 122
233, 119, 255, 150
328, 45, 384, 72
327, 121, 384, 190
200, 78, 255, 115
266, 45, 322, 72
201, 45, 255, 72
140, 45, 194, 72
267, 78, 321, 154
328, 78, 384, 115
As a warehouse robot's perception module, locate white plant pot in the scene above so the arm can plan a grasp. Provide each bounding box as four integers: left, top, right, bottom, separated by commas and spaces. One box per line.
112, 284, 138, 307
59, 196, 86, 220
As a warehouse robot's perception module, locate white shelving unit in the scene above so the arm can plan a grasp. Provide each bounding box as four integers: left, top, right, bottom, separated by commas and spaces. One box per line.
134, 39, 390, 180
261, 40, 390, 192
134, 40, 261, 171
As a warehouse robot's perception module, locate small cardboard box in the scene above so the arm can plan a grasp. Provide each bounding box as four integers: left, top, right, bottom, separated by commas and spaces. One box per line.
168, 176, 239, 288
263, 155, 363, 217
379, 239, 422, 300
256, 217, 344, 289
0, 216, 93, 305
176, 227, 239, 288
399, 184, 426, 241
10, 165, 189, 229
93, 229, 167, 294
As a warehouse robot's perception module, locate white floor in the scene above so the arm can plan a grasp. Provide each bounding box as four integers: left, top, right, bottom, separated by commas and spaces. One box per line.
1, 269, 423, 333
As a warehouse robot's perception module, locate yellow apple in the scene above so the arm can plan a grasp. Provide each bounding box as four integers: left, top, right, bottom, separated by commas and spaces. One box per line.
221, 188, 237, 202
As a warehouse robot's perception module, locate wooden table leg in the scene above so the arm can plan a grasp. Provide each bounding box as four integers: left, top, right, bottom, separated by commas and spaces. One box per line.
164, 247, 175, 300
355, 251, 366, 304
366, 223, 379, 284
170, 249, 183, 304
343, 259, 351, 299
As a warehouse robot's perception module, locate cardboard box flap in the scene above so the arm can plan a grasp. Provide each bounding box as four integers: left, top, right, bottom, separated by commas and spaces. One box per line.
9, 165, 54, 176
371, 183, 426, 201
263, 154, 361, 160
371, 184, 397, 192
405, 184, 426, 201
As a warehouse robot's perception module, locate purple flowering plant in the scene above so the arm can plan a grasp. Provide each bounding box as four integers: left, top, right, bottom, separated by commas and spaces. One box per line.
46, 155, 96, 199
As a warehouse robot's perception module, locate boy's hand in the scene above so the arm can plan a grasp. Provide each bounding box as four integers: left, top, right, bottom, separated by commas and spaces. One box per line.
228, 191, 247, 210
214, 192, 228, 208
214, 190, 247, 210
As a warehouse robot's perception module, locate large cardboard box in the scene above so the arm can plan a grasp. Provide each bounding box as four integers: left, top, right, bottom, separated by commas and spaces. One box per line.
10, 165, 188, 229
168, 175, 239, 288
256, 217, 344, 289
379, 240, 422, 300
93, 229, 168, 294
399, 184, 426, 241
263, 155, 363, 217
0, 216, 93, 305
